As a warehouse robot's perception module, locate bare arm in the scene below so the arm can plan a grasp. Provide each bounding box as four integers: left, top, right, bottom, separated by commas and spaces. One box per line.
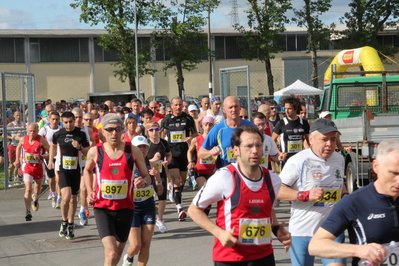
14, 138, 24, 167
84, 147, 97, 205
149, 161, 163, 196
187, 137, 197, 170
188, 203, 238, 248
40, 137, 50, 160
309, 227, 386, 265
278, 184, 324, 201
132, 145, 151, 187
47, 143, 57, 170
198, 146, 220, 160
303, 134, 310, 149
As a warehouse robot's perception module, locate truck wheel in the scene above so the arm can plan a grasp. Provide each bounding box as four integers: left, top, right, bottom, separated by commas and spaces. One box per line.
346, 162, 358, 193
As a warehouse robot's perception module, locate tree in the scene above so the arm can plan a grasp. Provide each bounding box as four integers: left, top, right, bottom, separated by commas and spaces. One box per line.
235, 0, 292, 95
151, 0, 220, 98
70, 0, 156, 92
339, 0, 399, 56
293, 0, 332, 88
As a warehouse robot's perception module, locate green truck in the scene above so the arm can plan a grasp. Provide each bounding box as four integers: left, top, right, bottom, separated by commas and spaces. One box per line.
320, 70, 399, 192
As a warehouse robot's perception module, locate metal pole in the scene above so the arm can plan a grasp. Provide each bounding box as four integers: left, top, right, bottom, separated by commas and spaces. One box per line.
134, 0, 140, 100
208, 4, 213, 98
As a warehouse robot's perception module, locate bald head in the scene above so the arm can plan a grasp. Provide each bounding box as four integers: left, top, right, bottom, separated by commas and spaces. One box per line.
258, 104, 272, 120
223, 96, 241, 120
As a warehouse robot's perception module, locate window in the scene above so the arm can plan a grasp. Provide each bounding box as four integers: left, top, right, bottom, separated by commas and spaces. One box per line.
0, 38, 24, 63
387, 84, 399, 105
337, 85, 379, 107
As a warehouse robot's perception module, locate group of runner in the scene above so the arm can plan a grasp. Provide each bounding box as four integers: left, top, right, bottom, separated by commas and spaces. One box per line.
9, 94, 399, 266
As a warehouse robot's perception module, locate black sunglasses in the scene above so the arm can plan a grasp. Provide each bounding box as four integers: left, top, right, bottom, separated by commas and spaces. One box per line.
103, 126, 122, 133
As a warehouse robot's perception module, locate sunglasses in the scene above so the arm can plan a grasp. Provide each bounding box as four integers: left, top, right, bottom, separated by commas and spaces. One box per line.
240, 116, 248, 119
84, 118, 93, 121
149, 128, 160, 132
103, 126, 122, 133
271, 107, 278, 110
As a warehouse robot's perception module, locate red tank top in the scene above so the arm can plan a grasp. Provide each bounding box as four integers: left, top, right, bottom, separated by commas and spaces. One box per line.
92, 127, 99, 144
22, 135, 44, 176
195, 135, 216, 175
264, 122, 272, 136
94, 143, 136, 210
213, 164, 275, 262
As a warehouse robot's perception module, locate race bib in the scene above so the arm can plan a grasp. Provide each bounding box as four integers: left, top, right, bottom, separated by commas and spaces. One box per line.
239, 218, 271, 245
170, 131, 185, 143
155, 160, 163, 173
226, 147, 237, 163
260, 157, 268, 166
62, 156, 78, 170
381, 242, 399, 266
313, 185, 342, 205
25, 153, 38, 163
287, 140, 302, 153
200, 156, 215, 165
134, 186, 155, 202
101, 179, 128, 200
81, 155, 87, 161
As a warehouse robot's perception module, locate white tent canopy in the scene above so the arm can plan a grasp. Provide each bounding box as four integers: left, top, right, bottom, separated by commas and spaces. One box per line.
274, 79, 323, 96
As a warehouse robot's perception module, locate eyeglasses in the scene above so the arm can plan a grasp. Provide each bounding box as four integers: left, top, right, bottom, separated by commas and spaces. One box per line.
103, 126, 122, 133
255, 123, 265, 128
240, 143, 263, 149
271, 107, 278, 110
240, 116, 248, 119
84, 118, 93, 121
148, 128, 160, 132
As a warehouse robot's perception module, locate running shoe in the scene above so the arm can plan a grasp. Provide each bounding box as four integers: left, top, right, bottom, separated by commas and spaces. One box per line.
25, 211, 32, 221
66, 224, 74, 240
79, 211, 88, 226
59, 222, 68, 237
156, 219, 168, 233
178, 209, 186, 221
122, 254, 133, 266
51, 197, 57, 208
32, 194, 39, 212
55, 198, 61, 209
47, 191, 53, 200
168, 182, 175, 203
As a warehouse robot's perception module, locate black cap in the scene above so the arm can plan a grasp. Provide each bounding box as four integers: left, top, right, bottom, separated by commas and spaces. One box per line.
310, 119, 340, 134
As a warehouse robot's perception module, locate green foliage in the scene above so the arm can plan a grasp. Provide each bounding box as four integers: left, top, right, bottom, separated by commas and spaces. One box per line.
70, 0, 157, 90
235, 0, 292, 95
150, 0, 220, 97
339, 0, 399, 57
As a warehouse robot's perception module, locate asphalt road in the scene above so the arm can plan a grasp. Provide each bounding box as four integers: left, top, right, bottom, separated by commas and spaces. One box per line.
0, 185, 322, 266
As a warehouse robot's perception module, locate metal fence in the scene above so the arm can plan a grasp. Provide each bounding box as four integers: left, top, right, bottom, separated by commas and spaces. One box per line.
0, 72, 35, 190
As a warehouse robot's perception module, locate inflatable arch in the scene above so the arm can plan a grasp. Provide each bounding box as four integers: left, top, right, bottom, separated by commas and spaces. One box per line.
324, 46, 385, 84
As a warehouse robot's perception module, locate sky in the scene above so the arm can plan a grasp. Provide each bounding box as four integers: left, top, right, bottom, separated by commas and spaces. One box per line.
0, 0, 350, 30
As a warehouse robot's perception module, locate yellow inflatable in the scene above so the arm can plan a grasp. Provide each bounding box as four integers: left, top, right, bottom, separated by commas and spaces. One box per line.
324, 46, 385, 84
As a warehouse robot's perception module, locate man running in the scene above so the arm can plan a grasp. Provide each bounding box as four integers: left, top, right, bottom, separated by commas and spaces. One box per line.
15, 123, 49, 221
48, 112, 90, 240
198, 96, 254, 167
38, 111, 63, 208
160, 97, 197, 221
84, 113, 150, 266
188, 125, 291, 266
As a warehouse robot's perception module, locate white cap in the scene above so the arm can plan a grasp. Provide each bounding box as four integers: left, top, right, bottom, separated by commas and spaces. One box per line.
188, 105, 198, 112
131, 136, 149, 147
319, 111, 332, 119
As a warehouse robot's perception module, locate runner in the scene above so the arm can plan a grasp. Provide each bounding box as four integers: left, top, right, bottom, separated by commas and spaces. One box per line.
38, 111, 63, 208
15, 123, 49, 221
160, 97, 197, 221
72, 107, 95, 226
146, 121, 172, 233
48, 111, 90, 240
188, 125, 291, 266
278, 119, 347, 266
309, 139, 399, 266
7, 110, 25, 181
187, 116, 216, 215
272, 95, 310, 169
84, 114, 150, 266
198, 96, 254, 167
123, 117, 139, 143
122, 135, 163, 266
